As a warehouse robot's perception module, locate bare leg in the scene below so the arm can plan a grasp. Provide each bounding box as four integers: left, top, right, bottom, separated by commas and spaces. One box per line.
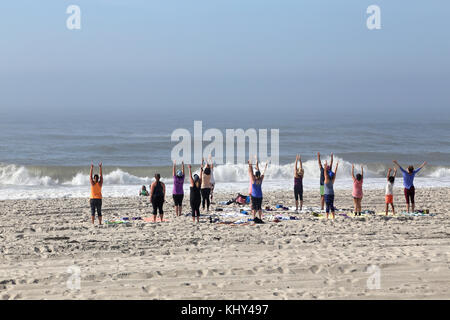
321, 196, 324, 210
391, 203, 395, 215
91, 215, 95, 224
258, 210, 262, 220
300, 200, 303, 211
98, 216, 102, 225
406, 202, 410, 213
295, 200, 299, 211
411, 203, 415, 213
353, 198, 358, 215
153, 215, 156, 222
332, 211, 335, 219
160, 214, 164, 222
385, 203, 388, 216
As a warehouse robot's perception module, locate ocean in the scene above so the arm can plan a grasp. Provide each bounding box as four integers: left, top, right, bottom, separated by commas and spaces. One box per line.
1, 112, 449, 200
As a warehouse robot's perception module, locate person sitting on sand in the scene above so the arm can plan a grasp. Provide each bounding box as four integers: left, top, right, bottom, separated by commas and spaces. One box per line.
393, 160, 427, 213
294, 154, 304, 212
385, 167, 397, 215
248, 158, 268, 220
200, 157, 214, 212
89, 162, 103, 225
323, 160, 339, 219
172, 160, 185, 217
139, 185, 149, 196
149, 173, 166, 222
351, 164, 364, 216
188, 164, 203, 223
318, 152, 333, 211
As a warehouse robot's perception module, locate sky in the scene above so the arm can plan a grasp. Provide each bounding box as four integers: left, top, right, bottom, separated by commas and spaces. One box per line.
0, 0, 449, 119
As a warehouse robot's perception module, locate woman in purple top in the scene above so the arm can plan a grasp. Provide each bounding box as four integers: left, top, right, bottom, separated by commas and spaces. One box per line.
393, 160, 427, 213
172, 160, 185, 217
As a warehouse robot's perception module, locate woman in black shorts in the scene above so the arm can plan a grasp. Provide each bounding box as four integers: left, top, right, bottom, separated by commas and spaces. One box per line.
149, 173, 166, 222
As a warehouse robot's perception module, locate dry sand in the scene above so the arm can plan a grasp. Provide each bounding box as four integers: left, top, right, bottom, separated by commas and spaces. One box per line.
0, 187, 449, 300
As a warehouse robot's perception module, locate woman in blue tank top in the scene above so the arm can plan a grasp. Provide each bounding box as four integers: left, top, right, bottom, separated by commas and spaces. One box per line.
248, 159, 268, 220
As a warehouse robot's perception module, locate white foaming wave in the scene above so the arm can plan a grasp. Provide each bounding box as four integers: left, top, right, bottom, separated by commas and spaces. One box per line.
1, 160, 450, 188
65, 169, 162, 186
428, 167, 450, 178
212, 157, 378, 182
0, 164, 57, 186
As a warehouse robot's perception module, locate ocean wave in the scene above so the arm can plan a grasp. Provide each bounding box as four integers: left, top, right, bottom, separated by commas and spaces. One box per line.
1, 158, 449, 186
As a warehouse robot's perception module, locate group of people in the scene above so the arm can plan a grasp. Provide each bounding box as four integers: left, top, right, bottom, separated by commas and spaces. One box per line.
88, 154, 427, 224
293, 153, 427, 219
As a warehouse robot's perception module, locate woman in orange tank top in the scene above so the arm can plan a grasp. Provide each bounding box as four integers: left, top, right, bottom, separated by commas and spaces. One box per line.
90, 162, 103, 225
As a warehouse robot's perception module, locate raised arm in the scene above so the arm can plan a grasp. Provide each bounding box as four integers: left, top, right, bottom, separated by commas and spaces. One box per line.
262, 162, 268, 180
351, 164, 355, 180
334, 161, 339, 178
255, 155, 260, 172
317, 152, 323, 169
208, 155, 214, 169
330, 153, 334, 169
248, 160, 255, 183
99, 163, 103, 185
393, 168, 397, 176
417, 161, 427, 172
361, 165, 363, 179
387, 168, 392, 180
393, 160, 406, 173
294, 155, 299, 176
89, 163, 94, 185
188, 165, 194, 186
182, 161, 185, 176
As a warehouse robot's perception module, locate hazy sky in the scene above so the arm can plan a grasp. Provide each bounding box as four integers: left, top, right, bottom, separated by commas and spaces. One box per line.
0, 0, 449, 118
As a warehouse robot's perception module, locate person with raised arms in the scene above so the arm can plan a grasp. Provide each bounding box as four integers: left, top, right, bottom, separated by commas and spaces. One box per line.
172, 160, 185, 217
149, 173, 166, 222
248, 158, 268, 220
294, 154, 304, 212
385, 167, 397, 215
317, 152, 333, 211
188, 164, 203, 223
323, 159, 339, 219
351, 164, 364, 216
248, 155, 259, 199
393, 160, 427, 213
200, 157, 213, 212
89, 162, 103, 225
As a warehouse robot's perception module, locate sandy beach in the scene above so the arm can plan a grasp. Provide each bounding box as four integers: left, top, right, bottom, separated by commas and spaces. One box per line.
0, 187, 449, 300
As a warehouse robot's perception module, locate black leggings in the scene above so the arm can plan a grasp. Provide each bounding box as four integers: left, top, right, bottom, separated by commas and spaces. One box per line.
201, 188, 211, 210
151, 196, 164, 215
90, 199, 102, 217
191, 199, 201, 217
